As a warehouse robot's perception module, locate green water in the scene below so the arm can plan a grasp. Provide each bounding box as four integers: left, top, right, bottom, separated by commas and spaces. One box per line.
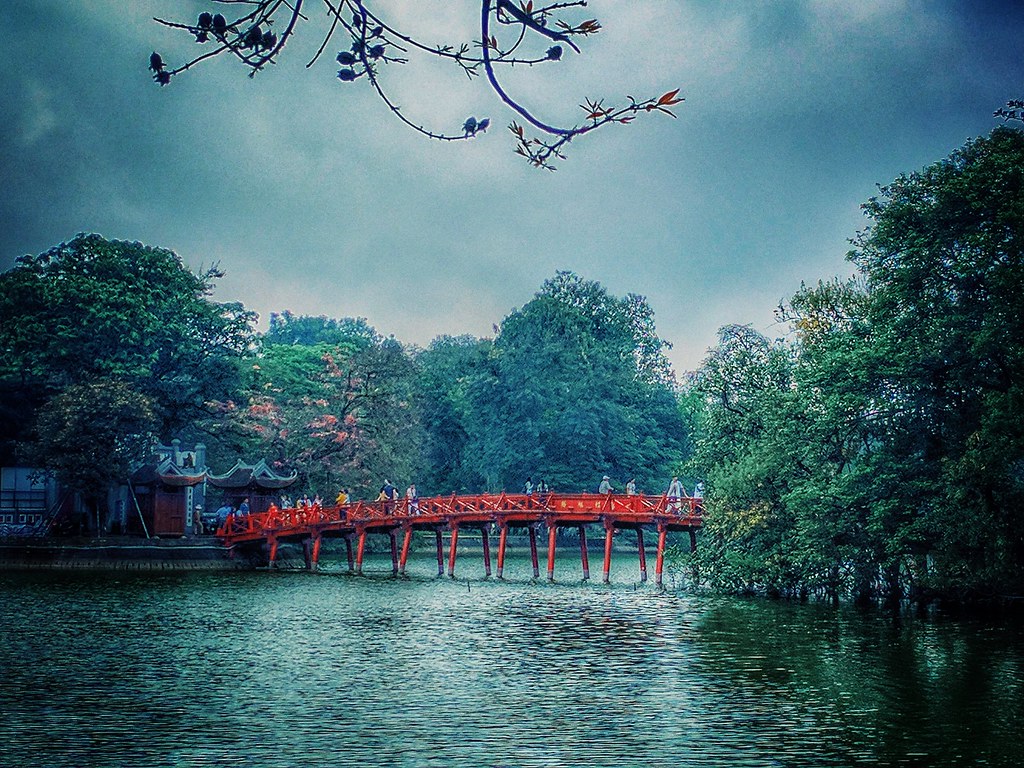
1, 553, 1022, 767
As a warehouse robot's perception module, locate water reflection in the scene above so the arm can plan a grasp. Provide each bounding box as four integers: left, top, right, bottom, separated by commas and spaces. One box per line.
1, 555, 1022, 767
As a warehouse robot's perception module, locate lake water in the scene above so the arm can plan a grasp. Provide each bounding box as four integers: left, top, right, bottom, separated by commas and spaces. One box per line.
1, 551, 1022, 767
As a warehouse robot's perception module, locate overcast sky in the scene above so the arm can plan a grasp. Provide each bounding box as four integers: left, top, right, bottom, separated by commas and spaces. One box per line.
3, 1, 1021, 373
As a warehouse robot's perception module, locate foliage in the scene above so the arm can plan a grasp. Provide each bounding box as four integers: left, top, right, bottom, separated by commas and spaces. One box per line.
148, 1, 683, 169
465, 271, 687, 492
412, 335, 493, 494
0, 234, 256, 440
26, 379, 158, 508
690, 128, 1024, 602
264, 310, 378, 350
211, 317, 420, 499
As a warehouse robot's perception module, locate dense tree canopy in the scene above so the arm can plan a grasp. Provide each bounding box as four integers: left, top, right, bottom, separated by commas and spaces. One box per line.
463, 272, 687, 493
0, 235, 255, 501
690, 128, 1024, 602
0, 234, 255, 436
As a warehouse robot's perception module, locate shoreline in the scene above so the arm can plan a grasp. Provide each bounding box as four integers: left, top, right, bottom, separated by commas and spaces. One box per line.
0, 536, 245, 571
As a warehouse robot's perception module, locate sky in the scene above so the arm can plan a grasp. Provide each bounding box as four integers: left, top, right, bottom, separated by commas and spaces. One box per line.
2, 1, 1022, 374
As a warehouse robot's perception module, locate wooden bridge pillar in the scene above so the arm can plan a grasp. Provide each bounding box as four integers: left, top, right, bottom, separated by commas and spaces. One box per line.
268, 535, 279, 569
637, 528, 648, 582
528, 524, 540, 579
447, 524, 460, 578
602, 521, 614, 583
481, 526, 492, 578
579, 526, 590, 581
302, 538, 312, 570
310, 534, 322, 571
344, 534, 354, 572
399, 526, 412, 575
547, 523, 558, 581
655, 525, 667, 586
389, 530, 399, 575
435, 529, 444, 577
355, 528, 367, 574
496, 524, 508, 579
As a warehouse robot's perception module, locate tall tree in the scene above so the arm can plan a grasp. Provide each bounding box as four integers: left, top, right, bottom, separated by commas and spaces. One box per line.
691, 128, 1024, 602
213, 316, 420, 499
0, 234, 256, 440
468, 272, 686, 492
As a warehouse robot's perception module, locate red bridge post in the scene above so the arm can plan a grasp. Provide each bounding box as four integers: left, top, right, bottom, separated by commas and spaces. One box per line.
481, 526, 492, 578
355, 528, 367, 574
579, 526, 590, 581
529, 524, 540, 579
447, 524, 459, 578
311, 534, 322, 571
268, 535, 279, 569
602, 521, 614, 583
496, 524, 508, 579
655, 525, 667, 586
637, 528, 648, 583
547, 523, 557, 581
399, 526, 412, 575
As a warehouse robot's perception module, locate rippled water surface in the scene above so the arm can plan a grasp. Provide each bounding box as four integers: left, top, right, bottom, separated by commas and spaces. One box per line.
2, 552, 1023, 767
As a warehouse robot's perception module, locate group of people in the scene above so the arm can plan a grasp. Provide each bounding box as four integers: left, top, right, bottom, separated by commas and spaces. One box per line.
279, 493, 323, 510
523, 477, 551, 496
598, 475, 704, 503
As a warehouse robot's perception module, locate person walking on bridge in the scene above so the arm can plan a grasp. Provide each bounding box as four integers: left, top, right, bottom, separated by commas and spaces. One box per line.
667, 476, 685, 513
599, 475, 614, 495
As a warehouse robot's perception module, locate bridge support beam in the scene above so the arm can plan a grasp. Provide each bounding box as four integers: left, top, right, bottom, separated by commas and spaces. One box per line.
389, 530, 399, 575
399, 527, 412, 575
481, 527, 492, 578
447, 525, 459, 578
637, 528, 648, 582
655, 525, 667, 586
529, 525, 539, 579
579, 526, 590, 581
435, 529, 444, 577
603, 521, 614, 583
344, 534, 354, 572
496, 524, 508, 579
547, 523, 557, 581
355, 528, 367, 574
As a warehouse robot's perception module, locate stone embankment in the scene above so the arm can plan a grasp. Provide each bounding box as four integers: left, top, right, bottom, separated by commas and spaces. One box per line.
0, 536, 256, 571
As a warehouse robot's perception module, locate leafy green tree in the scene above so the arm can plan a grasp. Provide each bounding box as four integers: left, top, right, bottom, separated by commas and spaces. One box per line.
468, 272, 686, 492
691, 128, 1024, 602
846, 126, 1024, 597
212, 317, 420, 499
26, 379, 158, 532
413, 335, 493, 494
0, 234, 256, 440
264, 311, 378, 350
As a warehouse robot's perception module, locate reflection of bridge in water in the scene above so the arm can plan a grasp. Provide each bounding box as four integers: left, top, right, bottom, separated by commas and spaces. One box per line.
218, 493, 702, 584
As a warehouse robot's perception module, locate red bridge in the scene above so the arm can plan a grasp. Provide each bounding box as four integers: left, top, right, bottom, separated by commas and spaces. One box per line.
218, 492, 702, 585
